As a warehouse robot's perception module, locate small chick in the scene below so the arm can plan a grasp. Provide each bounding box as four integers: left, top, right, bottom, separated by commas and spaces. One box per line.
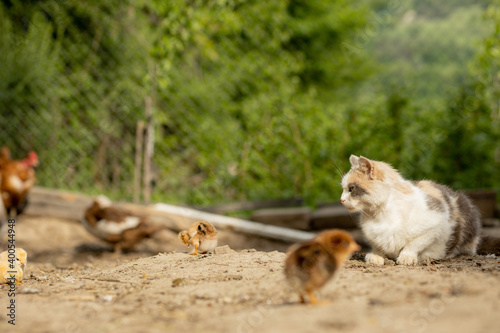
284, 229, 359, 304
0, 248, 27, 285
315, 229, 360, 268
285, 240, 336, 304
178, 221, 217, 255
82, 195, 165, 254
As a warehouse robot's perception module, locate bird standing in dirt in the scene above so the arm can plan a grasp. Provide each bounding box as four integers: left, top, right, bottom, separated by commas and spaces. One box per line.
284, 229, 359, 304
82, 195, 165, 254
178, 221, 218, 255
0, 248, 27, 285
0, 146, 38, 220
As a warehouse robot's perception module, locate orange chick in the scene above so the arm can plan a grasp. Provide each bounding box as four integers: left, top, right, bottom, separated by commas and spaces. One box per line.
0, 248, 28, 285
82, 195, 165, 254
178, 221, 218, 255
284, 229, 359, 304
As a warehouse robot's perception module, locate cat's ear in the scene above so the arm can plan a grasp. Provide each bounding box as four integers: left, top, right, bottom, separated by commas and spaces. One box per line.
358, 156, 374, 178
349, 155, 359, 168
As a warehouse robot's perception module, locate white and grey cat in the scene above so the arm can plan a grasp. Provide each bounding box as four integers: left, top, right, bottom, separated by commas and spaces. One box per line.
340, 155, 484, 265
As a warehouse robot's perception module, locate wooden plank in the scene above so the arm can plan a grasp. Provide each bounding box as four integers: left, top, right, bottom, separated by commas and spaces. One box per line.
24, 187, 93, 221
251, 207, 311, 230
117, 202, 186, 231
309, 206, 359, 230
197, 197, 304, 214
24, 201, 86, 221
315, 201, 344, 209
152, 203, 315, 243
29, 187, 92, 206
465, 190, 497, 219
23, 187, 315, 243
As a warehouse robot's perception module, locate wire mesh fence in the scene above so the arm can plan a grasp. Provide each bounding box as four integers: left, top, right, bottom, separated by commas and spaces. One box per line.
0, 1, 350, 207
1, 3, 158, 204
1, 1, 499, 208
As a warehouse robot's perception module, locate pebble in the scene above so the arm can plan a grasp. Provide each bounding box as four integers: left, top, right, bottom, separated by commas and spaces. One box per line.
172, 278, 187, 287
196, 291, 218, 300
102, 295, 113, 302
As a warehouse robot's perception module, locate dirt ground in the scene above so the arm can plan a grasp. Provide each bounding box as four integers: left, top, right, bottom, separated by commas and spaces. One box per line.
1, 215, 500, 333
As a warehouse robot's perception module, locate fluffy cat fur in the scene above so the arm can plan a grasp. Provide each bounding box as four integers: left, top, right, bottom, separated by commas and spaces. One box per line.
340, 155, 485, 265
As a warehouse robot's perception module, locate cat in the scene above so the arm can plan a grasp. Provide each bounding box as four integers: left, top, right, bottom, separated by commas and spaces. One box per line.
340, 155, 483, 265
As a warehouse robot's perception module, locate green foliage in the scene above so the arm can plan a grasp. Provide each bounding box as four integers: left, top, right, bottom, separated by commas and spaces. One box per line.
410, 0, 490, 19
373, 4, 488, 105
145, 0, 374, 205
0, 0, 499, 206
0, 1, 150, 199
358, 0, 499, 193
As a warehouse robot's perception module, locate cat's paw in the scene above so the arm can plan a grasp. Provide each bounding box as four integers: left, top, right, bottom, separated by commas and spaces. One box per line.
365, 253, 385, 266
396, 253, 418, 266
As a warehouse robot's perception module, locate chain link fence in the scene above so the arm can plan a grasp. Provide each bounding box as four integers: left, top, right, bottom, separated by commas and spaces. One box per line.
1, 3, 158, 204
0, 1, 316, 207
1, 1, 499, 208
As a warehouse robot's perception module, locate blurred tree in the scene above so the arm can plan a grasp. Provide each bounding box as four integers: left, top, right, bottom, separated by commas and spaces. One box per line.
0, 0, 498, 206
145, 0, 375, 205
0, 0, 151, 198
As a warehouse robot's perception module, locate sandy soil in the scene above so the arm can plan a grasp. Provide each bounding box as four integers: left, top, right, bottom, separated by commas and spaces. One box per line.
1, 215, 500, 333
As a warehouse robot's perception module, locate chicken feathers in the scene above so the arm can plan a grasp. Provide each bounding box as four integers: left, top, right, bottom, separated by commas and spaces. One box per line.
178, 221, 218, 255
285, 229, 359, 304
82, 195, 165, 254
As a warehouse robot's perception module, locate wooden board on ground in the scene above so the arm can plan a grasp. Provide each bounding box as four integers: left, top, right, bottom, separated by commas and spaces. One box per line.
197, 197, 304, 214
309, 205, 359, 230
24, 187, 93, 221
465, 189, 497, 219
151, 203, 315, 243
23, 187, 315, 243
250, 207, 311, 230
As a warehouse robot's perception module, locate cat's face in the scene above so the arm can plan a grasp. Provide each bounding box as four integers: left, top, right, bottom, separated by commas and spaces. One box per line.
340, 155, 391, 213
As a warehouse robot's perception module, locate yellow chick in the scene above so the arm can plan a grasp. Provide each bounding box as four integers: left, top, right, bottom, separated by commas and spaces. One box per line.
178, 221, 218, 255
284, 229, 359, 304
0, 248, 27, 285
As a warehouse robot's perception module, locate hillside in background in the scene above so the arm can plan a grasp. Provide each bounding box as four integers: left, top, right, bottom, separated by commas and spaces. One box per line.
372, 0, 489, 108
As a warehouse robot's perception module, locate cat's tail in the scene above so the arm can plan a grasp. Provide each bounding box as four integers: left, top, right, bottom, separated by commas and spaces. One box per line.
477, 236, 500, 255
